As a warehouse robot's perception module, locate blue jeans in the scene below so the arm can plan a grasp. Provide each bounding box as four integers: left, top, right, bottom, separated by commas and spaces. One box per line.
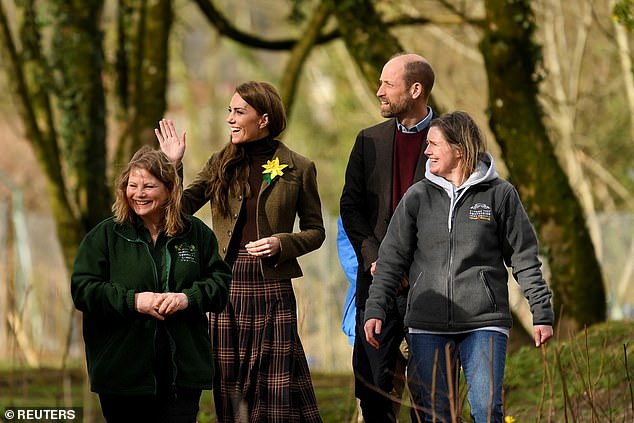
408, 330, 508, 423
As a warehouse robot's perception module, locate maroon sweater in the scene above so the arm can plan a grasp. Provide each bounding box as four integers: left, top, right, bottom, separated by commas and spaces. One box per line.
392, 129, 427, 211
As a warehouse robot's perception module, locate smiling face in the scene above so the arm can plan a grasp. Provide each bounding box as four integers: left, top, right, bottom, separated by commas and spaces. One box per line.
126, 166, 169, 225
425, 126, 465, 186
226, 92, 269, 144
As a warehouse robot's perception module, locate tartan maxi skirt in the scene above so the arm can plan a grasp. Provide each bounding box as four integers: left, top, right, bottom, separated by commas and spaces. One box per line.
211, 251, 323, 423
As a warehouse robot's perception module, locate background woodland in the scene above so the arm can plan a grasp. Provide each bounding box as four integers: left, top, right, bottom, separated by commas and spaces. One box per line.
0, 0, 633, 374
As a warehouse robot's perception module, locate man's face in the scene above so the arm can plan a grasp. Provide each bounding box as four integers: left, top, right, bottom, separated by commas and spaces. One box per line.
376, 58, 414, 119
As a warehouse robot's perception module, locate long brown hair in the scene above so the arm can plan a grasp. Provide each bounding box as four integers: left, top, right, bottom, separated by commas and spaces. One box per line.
112, 146, 185, 236
207, 81, 287, 216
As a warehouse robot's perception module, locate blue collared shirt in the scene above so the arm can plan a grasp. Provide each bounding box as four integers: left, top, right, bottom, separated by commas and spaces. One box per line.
396, 107, 434, 133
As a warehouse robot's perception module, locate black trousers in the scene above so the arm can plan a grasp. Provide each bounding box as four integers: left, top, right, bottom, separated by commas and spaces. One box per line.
353, 304, 406, 423
99, 389, 202, 423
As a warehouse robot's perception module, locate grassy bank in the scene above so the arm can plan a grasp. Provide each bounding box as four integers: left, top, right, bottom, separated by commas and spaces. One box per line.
1, 321, 632, 422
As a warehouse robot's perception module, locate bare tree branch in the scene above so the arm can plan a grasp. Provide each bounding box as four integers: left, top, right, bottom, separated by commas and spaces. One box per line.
280, 2, 332, 117
192, 0, 472, 51
192, 0, 338, 49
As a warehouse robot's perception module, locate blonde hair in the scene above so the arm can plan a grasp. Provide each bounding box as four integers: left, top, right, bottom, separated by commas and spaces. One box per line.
430, 111, 487, 182
112, 146, 185, 236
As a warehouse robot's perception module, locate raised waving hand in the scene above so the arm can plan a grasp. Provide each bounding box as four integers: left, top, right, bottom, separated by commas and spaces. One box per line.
155, 118, 186, 166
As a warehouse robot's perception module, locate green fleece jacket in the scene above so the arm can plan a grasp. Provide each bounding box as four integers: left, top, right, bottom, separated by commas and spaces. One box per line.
71, 215, 231, 395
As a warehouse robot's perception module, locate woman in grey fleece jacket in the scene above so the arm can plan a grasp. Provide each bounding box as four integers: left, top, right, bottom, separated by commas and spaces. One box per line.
363, 111, 554, 423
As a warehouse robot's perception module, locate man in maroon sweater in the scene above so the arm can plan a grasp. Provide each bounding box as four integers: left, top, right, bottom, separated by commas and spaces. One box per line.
340, 52, 435, 423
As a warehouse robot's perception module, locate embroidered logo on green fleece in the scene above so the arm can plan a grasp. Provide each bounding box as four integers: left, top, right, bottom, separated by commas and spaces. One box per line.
175, 243, 199, 263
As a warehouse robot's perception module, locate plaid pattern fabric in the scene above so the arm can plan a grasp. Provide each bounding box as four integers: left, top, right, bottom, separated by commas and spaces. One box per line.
212, 251, 322, 423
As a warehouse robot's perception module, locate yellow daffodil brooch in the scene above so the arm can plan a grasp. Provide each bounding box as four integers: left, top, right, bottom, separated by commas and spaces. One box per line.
262, 157, 288, 184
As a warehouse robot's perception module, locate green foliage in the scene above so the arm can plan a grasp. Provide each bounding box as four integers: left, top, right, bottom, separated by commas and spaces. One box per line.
613, 0, 634, 30
288, 0, 312, 24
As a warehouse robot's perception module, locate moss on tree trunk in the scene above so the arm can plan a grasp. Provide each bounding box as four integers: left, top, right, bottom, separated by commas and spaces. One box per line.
480, 0, 606, 330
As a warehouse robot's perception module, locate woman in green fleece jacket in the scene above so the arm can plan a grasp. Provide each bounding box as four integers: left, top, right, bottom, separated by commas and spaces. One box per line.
71, 146, 231, 423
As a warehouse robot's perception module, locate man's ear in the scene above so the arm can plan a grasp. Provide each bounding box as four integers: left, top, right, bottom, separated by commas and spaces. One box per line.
410, 82, 423, 99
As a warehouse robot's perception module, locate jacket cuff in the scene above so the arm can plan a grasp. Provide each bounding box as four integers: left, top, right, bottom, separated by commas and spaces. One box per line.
182, 289, 198, 311
127, 290, 137, 313
532, 308, 555, 326
363, 302, 387, 324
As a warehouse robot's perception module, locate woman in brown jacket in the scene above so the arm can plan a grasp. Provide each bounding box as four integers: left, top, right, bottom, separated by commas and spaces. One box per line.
156, 81, 325, 423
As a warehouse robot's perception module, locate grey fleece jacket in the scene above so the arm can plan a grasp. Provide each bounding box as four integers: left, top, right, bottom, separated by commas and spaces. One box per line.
365, 153, 554, 331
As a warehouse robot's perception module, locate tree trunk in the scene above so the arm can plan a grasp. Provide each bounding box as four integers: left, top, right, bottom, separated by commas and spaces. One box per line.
115, 0, 172, 163
0, 1, 92, 269
50, 1, 110, 240
326, 0, 403, 92
327, 0, 443, 117
480, 0, 606, 331
280, 2, 332, 117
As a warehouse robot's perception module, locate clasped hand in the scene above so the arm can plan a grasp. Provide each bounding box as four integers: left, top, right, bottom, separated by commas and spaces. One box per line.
135, 292, 189, 320
245, 236, 281, 258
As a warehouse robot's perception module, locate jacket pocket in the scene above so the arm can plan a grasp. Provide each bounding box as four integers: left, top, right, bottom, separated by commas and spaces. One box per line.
406, 272, 424, 311
479, 270, 498, 312
407, 272, 447, 325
